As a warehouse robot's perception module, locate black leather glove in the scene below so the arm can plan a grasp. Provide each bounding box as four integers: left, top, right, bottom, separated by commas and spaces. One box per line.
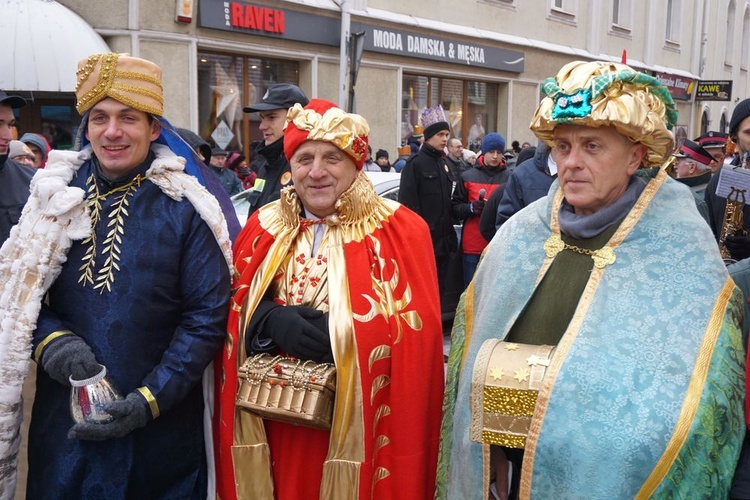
259, 305, 332, 363
40, 335, 102, 386
470, 199, 486, 215
68, 391, 151, 441
725, 235, 750, 261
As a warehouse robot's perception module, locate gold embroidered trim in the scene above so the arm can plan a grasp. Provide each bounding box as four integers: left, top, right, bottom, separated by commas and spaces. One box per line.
78, 173, 144, 293
482, 430, 527, 448
483, 387, 538, 417
137, 386, 160, 419
635, 278, 735, 498
34, 330, 74, 361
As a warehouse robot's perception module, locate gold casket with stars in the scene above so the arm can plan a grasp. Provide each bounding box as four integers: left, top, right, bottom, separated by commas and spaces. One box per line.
469, 339, 556, 449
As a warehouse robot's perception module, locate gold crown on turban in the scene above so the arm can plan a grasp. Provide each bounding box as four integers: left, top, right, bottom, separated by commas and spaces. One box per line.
530, 60, 677, 167
75, 53, 164, 116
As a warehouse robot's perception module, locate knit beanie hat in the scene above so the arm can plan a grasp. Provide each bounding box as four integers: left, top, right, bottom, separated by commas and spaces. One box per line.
375, 149, 389, 161
482, 132, 506, 154
730, 98, 750, 138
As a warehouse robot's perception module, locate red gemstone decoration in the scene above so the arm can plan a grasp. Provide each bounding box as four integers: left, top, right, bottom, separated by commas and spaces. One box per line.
351, 136, 367, 158
273, 364, 283, 374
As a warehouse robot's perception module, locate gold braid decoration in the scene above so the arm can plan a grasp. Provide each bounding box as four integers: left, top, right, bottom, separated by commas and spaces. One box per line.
78, 173, 146, 293
78, 172, 103, 287
543, 234, 616, 269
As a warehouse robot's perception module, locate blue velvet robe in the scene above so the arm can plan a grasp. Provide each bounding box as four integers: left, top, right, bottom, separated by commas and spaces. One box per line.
27, 155, 231, 499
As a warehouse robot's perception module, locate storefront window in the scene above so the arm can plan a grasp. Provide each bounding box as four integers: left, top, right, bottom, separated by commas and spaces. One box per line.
198, 51, 299, 156
402, 74, 497, 152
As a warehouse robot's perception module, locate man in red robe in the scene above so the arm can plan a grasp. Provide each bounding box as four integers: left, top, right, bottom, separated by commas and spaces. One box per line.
215, 99, 445, 499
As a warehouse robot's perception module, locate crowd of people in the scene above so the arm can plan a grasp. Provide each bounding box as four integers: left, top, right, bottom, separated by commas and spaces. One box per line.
1, 53, 750, 500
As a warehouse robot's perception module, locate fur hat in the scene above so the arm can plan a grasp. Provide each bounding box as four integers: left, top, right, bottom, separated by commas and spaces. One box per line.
730, 99, 750, 138
75, 53, 164, 116
421, 106, 450, 140
482, 133, 506, 154
530, 60, 677, 167
284, 99, 370, 170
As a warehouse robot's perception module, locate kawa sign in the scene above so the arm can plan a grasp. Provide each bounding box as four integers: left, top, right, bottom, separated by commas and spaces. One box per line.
695, 80, 732, 101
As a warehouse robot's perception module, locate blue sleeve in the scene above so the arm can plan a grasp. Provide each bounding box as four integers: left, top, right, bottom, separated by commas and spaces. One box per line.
139, 214, 230, 416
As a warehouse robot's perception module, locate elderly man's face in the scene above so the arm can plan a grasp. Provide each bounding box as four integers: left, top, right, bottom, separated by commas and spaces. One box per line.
553, 125, 646, 216
86, 98, 160, 178
674, 158, 696, 179
290, 140, 359, 218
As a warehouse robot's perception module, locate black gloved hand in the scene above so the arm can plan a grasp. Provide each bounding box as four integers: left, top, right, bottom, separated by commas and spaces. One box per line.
68, 391, 151, 441
725, 235, 750, 261
259, 306, 332, 363
40, 335, 102, 386
470, 199, 486, 215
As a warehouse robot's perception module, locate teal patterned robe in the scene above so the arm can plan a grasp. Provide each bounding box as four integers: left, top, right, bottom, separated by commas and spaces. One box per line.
438, 170, 746, 499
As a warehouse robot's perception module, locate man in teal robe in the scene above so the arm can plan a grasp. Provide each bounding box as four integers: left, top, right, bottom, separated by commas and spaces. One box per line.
438, 61, 746, 499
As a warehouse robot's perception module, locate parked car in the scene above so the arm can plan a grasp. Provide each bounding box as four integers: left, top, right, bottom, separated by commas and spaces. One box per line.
230, 171, 462, 322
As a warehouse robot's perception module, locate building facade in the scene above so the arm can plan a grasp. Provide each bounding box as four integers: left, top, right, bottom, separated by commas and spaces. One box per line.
6, 0, 750, 159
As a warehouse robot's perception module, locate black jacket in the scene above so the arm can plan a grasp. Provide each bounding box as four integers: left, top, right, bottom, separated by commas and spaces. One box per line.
247, 138, 292, 217
0, 158, 35, 245
398, 144, 457, 257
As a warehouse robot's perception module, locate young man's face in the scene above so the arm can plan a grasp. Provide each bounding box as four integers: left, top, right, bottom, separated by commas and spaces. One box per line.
484, 150, 503, 167
0, 105, 15, 156
426, 130, 449, 151
86, 98, 160, 179
258, 109, 287, 146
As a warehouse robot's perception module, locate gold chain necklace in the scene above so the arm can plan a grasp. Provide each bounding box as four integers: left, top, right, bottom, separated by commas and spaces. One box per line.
543, 234, 616, 269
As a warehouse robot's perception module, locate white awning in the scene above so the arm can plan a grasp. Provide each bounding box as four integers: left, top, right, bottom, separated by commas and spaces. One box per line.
0, 0, 110, 92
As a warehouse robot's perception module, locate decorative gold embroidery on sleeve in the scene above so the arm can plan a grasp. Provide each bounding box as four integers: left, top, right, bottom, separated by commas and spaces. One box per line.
373, 435, 391, 459
34, 330, 74, 361
372, 467, 391, 497
370, 375, 391, 405
136, 386, 160, 419
373, 404, 391, 434
352, 235, 423, 343
368, 345, 391, 372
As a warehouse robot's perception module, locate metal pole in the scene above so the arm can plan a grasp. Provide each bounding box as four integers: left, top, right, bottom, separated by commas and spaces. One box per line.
338, 0, 350, 108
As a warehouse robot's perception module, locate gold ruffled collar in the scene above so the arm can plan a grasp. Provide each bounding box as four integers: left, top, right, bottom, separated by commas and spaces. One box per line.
277, 171, 383, 228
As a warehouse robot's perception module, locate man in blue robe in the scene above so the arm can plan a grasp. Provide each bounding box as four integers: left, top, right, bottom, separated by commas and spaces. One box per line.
438, 61, 746, 499
5, 53, 238, 498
